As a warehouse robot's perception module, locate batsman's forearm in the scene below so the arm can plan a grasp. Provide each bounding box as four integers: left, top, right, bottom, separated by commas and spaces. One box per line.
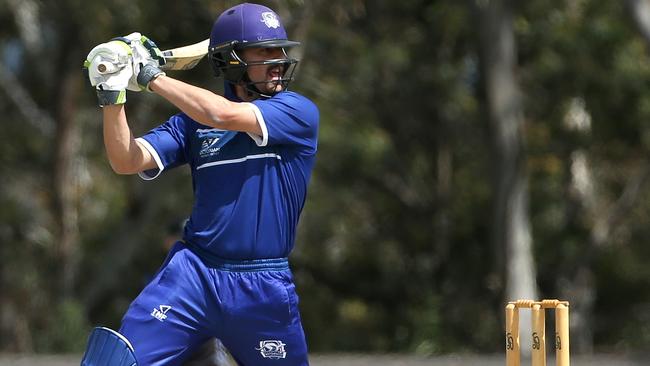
149, 75, 260, 135
102, 105, 154, 174
150, 75, 232, 127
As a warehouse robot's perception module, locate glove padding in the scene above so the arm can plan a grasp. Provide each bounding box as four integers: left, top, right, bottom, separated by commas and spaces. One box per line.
84, 41, 134, 105
118, 32, 166, 91
83, 33, 166, 105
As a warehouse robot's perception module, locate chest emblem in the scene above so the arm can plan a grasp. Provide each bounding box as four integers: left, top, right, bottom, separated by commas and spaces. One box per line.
197, 129, 235, 158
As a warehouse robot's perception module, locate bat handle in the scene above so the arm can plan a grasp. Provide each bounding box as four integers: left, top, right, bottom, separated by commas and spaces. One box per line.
96, 61, 120, 74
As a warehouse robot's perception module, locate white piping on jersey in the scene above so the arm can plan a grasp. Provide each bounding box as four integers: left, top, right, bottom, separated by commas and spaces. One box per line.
245, 102, 269, 147
196, 153, 281, 170
135, 137, 164, 180
196, 128, 226, 133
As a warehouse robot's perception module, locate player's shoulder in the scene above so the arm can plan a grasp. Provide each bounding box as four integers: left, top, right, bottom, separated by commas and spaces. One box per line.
263, 91, 317, 111
273, 90, 314, 103
257, 91, 319, 123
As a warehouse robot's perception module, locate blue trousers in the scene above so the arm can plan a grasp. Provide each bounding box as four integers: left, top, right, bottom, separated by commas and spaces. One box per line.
119, 242, 309, 365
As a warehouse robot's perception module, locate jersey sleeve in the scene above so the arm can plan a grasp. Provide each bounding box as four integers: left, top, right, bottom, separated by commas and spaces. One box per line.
248, 92, 319, 154
135, 113, 191, 180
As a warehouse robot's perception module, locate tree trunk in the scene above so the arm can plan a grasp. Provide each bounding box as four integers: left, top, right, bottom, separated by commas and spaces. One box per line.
626, 0, 650, 47
52, 67, 82, 299
478, 0, 538, 353
50, 19, 85, 299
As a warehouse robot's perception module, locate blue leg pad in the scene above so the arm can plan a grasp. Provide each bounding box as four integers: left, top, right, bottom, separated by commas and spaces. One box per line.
80, 327, 137, 366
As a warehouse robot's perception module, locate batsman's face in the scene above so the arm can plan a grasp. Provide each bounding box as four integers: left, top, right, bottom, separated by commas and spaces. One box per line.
241, 47, 287, 94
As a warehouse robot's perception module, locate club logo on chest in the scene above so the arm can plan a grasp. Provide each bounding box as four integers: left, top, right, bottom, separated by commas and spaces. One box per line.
197, 129, 229, 158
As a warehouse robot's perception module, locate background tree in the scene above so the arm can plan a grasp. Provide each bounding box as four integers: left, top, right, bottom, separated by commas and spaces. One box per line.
476, 0, 538, 353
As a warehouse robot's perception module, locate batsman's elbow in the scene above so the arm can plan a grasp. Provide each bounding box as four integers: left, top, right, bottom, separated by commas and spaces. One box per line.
107, 159, 139, 175
106, 142, 158, 175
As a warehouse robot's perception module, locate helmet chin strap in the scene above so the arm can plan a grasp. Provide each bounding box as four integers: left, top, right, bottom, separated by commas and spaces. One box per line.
245, 83, 266, 99
239, 72, 277, 99
228, 80, 271, 100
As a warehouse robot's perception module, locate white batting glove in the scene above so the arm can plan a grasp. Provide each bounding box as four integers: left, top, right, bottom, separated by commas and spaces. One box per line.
84, 41, 134, 106
116, 32, 166, 91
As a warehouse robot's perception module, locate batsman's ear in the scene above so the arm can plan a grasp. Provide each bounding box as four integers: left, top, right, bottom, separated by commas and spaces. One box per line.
208, 41, 239, 78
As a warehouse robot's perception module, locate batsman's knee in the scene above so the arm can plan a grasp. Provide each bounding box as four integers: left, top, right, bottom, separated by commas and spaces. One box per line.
80, 327, 137, 366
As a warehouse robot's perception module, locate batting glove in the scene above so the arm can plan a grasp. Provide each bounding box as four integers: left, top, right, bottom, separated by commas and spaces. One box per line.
137, 63, 165, 91
115, 32, 166, 92
83, 41, 133, 106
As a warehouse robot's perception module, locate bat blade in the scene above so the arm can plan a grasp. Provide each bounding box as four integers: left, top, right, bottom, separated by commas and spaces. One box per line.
160, 39, 210, 71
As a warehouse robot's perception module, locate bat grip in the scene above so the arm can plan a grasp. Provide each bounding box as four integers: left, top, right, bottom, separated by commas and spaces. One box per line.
96, 61, 120, 74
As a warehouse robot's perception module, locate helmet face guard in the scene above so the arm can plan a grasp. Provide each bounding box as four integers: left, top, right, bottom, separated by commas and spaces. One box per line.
209, 41, 299, 98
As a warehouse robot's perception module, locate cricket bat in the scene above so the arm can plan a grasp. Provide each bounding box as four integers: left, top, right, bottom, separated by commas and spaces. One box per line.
160, 39, 210, 71
95, 38, 210, 74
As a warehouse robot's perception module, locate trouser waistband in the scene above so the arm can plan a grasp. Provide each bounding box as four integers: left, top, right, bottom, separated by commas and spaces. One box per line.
181, 240, 289, 272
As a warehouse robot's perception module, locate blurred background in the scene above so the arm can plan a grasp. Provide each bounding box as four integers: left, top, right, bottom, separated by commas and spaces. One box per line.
1, 0, 650, 362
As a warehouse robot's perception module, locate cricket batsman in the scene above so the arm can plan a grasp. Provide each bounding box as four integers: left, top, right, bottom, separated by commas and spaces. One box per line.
80, 3, 318, 365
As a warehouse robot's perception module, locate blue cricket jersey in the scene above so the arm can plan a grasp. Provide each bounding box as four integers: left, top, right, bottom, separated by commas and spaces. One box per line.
135, 91, 319, 260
